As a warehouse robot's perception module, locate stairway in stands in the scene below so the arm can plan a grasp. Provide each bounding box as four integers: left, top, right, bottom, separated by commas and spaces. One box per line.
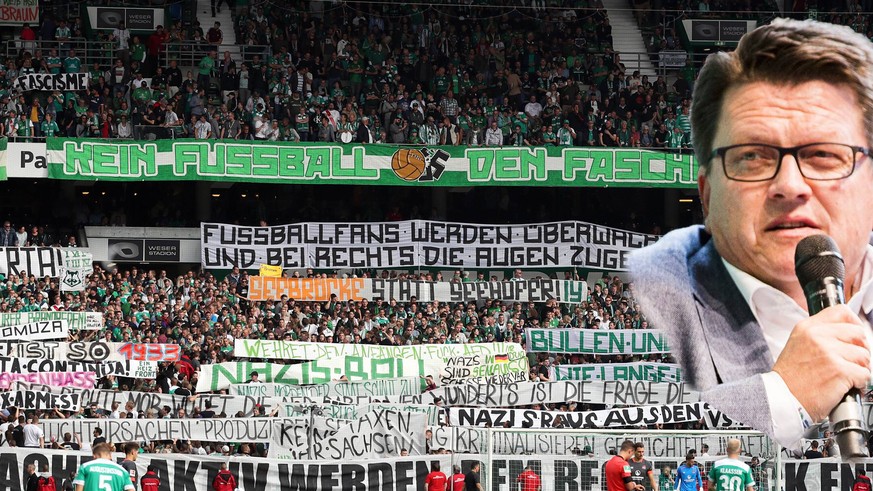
601, 0, 657, 77
197, 0, 242, 62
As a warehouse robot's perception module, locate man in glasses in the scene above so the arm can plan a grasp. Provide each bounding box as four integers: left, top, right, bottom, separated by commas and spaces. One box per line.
631, 18, 873, 450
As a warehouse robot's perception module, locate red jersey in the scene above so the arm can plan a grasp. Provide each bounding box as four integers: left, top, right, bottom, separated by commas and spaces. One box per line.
141, 471, 161, 491
451, 473, 466, 491
425, 471, 448, 491
212, 470, 237, 491
517, 470, 542, 491
605, 455, 632, 491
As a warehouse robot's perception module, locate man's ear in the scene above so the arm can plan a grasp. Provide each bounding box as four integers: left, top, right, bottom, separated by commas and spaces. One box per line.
698, 166, 710, 231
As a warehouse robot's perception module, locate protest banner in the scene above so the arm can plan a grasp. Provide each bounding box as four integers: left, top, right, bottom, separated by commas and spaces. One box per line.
259, 264, 283, 277
228, 377, 423, 399
0, 319, 67, 341
0, 390, 79, 411
46, 139, 698, 188
429, 427, 772, 458
12, 381, 280, 417
12, 73, 89, 92
200, 220, 657, 270
525, 328, 670, 354
195, 358, 426, 392
0, 372, 95, 389
0, 341, 181, 362
59, 249, 93, 292
0, 0, 38, 26
551, 362, 683, 382
41, 418, 281, 443
247, 276, 588, 303
0, 447, 796, 491
233, 339, 525, 361
408, 381, 698, 407
0, 246, 64, 277
449, 402, 741, 429
268, 409, 428, 460
0, 311, 102, 331
198, 355, 525, 392
281, 403, 446, 426
0, 356, 156, 378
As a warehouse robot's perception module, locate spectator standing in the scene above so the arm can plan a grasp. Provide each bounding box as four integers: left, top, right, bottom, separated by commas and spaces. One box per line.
464, 463, 482, 491
517, 465, 542, 491
111, 22, 131, 64
212, 463, 236, 491
804, 441, 824, 459
853, 470, 872, 491
22, 414, 43, 448
451, 466, 465, 491
425, 462, 447, 491
140, 466, 160, 491
25, 464, 38, 491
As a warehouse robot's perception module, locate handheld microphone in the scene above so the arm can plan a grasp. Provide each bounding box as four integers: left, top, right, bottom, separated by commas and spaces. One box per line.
795, 234, 869, 461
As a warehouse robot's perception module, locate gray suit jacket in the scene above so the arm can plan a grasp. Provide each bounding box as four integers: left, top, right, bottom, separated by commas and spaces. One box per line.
629, 225, 779, 438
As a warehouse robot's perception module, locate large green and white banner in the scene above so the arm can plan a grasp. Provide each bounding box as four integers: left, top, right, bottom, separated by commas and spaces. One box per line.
195, 359, 425, 392
45, 139, 698, 188
525, 328, 670, 354
551, 362, 682, 382
233, 340, 525, 361
196, 355, 529, 392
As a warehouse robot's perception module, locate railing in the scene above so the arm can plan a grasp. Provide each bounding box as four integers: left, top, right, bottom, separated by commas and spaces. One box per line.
5, 39, 119, 72
3, 39, 273, 71
160, 42, 273, 68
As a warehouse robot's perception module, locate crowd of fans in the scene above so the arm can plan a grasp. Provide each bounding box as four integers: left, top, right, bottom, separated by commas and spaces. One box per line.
0, 258, 686, 451
1, 0, 711, 148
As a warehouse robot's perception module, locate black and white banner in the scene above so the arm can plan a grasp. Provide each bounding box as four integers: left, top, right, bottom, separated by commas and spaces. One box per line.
41, 418, 279, 443
0, 320, 67, 341
268, 409, 428, 460
0, 311, 102, 331
394, 381, 698, 407
449, 402, 742, 429
201, 220, 658, 270
0, 448, 787, 491
429, 427, 773, 458
0, 247, 64, 277
229, 377, 423, 399
281, 402, 446, 426
0, 356, 156, 378
12, 73, 90, 92
59, 249, 92, 292
12, 382, 279, 417
0, 341, 182, 362
0, 390, 79, 411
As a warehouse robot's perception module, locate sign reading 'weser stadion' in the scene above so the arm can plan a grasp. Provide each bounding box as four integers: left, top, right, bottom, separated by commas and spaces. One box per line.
46, 139, 698, 187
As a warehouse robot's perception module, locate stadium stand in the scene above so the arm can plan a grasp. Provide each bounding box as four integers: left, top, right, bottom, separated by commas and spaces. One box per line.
0, 1, 860, 489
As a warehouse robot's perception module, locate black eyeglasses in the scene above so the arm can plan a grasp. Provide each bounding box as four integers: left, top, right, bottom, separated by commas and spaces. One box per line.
710, 142, 870, 182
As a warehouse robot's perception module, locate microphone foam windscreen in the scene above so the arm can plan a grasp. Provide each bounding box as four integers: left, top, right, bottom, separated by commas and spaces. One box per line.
795, 234, 846, 285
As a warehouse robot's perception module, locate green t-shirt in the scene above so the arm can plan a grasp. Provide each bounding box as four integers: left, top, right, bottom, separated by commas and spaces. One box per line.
74, 459, 135, 491
708, 458, 755, 491
199, 55, 215, 76
41, 120, 60, 136
64, 56, 81, 73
